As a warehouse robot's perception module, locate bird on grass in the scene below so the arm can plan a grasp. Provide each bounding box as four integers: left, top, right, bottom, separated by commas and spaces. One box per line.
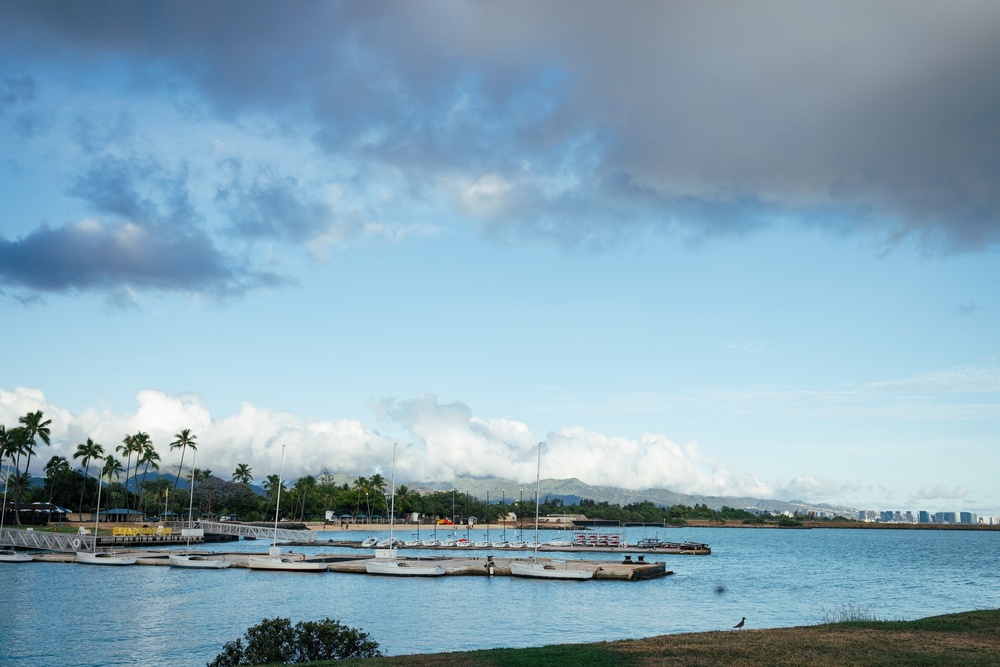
733, 617, 746, 630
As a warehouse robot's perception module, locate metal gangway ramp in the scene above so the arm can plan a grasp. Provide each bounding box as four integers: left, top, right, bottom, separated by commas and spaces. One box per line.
180, 521, 318, 543
1, 528, 94, 552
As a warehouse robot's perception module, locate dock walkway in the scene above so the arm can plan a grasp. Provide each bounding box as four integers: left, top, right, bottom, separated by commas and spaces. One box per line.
27, 550, 671, 580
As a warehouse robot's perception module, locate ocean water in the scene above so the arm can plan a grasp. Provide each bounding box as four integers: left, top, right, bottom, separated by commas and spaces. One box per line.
1, 526, 998, 666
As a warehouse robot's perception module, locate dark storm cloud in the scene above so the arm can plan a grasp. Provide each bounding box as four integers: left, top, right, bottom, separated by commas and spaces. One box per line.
2, 0, 1000, 261
2, 153, 288, 298
0, 220, 285, 297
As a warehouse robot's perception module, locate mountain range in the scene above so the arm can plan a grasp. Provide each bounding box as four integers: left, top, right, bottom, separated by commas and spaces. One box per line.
30, 466, 854, 517
315, 472, 856, 518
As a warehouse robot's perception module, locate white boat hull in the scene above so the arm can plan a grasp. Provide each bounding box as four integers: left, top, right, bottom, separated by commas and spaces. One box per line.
169, 554, 232, 569
0, 549, 34, 563
246, 555, 327, 572
509, 560, 595, 580
364, 558, 446, 577
76, 551, 137, 566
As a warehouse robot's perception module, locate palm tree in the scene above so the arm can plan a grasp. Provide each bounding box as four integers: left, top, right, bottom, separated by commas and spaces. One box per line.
232, 463, 253, 484
4, 427, 31, 522
44, 455, 71, 501
262, 474, 284, 521
369, 473, 386, 496
352, 476, 370, 522
142, 477, 170, 518
293, 475, 317, 521
0, 425, 18, 475
8, 471, 32, 513
117, 432, 148, 511
136, 442, 160, 514
73, 438, 105, 513
101, 456, 124, 509
116, 435, 135, 510
5, 425, 30, 488
395, 484, 412, 515
170, 429, 198, 490
18, 410, 52, 480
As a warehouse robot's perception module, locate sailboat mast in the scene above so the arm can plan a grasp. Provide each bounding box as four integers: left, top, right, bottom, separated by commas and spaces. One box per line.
1, 465, 8, 539
272, 444, 285, 547
533, 442, 541, 555
186, 451, 197, 552
93, 465, 104, 553
388, 444, 396, 545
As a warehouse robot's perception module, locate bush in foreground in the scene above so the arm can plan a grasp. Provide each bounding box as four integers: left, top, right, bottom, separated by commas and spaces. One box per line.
208, 617, 382, 666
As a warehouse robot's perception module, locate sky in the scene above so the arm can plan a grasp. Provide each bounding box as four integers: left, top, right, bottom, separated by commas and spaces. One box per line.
1, 1, 998, 516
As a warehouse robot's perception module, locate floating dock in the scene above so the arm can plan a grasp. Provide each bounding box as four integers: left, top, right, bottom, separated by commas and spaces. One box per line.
26, 550, 672, 580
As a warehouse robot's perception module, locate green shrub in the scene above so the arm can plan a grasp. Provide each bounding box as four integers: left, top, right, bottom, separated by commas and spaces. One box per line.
208, 617, 381, 666
821, 603, 879, 624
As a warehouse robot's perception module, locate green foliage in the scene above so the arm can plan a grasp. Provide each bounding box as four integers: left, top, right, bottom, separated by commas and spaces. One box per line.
777, 516, 804, 527
207, 617, 381, 666
821, 603, 880, 624
294, 619, 382, 662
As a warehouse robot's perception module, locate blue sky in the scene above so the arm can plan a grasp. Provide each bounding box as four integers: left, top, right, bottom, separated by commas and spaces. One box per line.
1, 1, 998, 515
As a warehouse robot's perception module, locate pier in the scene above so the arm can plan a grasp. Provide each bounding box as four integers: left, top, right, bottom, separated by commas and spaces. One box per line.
165, 520, 318, 543
23, 549, 671, 580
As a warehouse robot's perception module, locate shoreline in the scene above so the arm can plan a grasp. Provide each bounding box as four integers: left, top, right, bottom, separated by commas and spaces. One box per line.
41, 518, 1000, 534
302, 519, 1000, 532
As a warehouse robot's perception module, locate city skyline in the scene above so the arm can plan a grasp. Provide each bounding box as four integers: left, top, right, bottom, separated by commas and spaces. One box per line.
1, 3, 998, 515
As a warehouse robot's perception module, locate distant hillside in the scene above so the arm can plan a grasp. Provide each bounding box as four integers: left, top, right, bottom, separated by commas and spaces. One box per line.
314, 472, 854, 517
26, 464, 849, 516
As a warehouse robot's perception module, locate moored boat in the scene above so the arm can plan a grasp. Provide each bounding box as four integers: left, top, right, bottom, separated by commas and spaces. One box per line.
246, 445, 327, 573
509, 559, 595, 580
170, 449, 233, 569
76, 550, 137, 566
510, 443, 596, 582
169, 553, 232, 569
364, 445, 445, 577
0, 548, 34, 563
247, 546, 328, 571
75, 460, 136, 566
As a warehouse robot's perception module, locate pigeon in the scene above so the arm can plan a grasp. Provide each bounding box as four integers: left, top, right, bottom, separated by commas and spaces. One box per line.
733, 617, 746, 630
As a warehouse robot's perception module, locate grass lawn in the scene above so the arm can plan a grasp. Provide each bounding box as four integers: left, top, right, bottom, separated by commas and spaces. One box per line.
254, 609, 1000, 667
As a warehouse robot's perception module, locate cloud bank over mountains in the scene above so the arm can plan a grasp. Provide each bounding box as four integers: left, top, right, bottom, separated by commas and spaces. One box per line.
0, 385, 780, 499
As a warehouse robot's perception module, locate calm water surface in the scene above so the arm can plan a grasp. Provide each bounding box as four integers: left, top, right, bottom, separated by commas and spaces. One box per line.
2, 527, 998, 666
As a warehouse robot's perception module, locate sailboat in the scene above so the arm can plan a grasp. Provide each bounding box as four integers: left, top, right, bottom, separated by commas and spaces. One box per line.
247, 445, 327, 572
0, 464, 33, 563
75, 463, 136, 566
365, 444, 446, 577
509, 443, 594, 581
170, 451, 231, 569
